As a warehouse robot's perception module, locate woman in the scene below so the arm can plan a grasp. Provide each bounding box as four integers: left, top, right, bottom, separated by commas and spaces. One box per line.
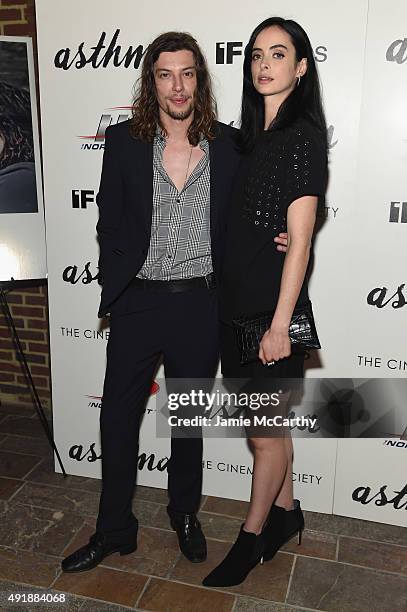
203, 17, 328, 587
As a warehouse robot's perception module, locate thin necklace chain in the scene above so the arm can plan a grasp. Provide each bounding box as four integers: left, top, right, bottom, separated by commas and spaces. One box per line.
183, 145, 193, 188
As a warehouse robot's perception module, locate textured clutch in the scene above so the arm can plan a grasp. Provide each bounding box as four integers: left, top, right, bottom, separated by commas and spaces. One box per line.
232, 301, 321, 365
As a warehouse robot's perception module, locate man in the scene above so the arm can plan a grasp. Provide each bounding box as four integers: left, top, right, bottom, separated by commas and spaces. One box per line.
62, 31, 287, 573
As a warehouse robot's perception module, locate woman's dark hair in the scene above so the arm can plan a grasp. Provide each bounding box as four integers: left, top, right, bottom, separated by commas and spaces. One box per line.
240, 17, 327, 151
0, 81, 34, 170
131, 31, 217, 145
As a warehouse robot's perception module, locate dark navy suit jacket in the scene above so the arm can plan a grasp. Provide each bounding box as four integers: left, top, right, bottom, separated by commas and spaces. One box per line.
96, 120, 240, 317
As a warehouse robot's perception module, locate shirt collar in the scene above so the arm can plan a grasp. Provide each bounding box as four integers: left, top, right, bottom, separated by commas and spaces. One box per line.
154, 125, 208, 151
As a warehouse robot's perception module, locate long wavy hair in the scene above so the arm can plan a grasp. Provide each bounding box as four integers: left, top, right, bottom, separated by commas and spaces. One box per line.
0, 81, 34, 171
240, 17, 327, 152
131, 32, 217, 145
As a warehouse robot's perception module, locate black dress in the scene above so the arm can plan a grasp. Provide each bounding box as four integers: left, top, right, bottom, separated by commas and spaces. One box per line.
219, 118, 327, 380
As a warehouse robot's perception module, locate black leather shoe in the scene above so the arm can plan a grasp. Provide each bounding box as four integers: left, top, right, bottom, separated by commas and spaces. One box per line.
168, 509, 207, 563
61, 530, 138, 573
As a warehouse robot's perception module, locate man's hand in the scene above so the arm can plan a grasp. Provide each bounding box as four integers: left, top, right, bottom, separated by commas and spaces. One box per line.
274, 232, 288, 252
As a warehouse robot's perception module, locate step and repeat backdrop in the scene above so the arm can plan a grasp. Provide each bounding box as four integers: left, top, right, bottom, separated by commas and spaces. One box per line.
35, 0, 406, 527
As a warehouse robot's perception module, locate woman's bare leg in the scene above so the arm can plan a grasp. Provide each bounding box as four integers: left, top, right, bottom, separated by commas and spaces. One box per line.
244, 436, 289, 534
274, 434, 294, 509
243, 392, 294, 534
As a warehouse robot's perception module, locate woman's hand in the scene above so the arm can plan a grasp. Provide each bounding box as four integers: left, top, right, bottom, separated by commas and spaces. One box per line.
259, 326, 291, 366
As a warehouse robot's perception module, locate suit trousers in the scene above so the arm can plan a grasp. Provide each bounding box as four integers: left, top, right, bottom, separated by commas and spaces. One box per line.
96, 283, 219, 538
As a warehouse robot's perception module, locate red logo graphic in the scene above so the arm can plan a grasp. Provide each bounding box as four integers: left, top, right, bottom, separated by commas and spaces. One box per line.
85, 381, 159, 405
78, 107, 132, 141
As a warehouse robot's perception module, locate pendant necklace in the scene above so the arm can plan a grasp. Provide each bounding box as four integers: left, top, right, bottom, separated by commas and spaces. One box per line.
183, 146, 193, 188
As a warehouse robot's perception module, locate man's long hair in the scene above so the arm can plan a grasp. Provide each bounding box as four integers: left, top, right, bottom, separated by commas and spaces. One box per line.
0, 81, 34, 170
131, 32, 217, 145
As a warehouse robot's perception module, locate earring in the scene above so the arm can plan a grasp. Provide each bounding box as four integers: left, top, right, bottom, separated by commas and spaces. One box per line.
297, 75, 301, 87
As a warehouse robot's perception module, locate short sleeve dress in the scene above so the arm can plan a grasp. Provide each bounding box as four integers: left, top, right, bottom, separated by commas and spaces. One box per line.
219, 118, 327, 378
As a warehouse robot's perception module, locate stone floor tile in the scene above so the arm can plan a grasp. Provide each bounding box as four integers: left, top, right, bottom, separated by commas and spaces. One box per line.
0, 546, 61, 588
338, 535, 407, 575
12, 482, 100, 516
281, 529, 337, 560
26, 456, 102, 493
304, 510, 407, 546
198, 511, 243, 542
0, 502, 85, 556
0, 416, 47, 438
170, 537, 293, 602
61, 519, 97, 557
0, 579, 83, 611
1, 435, 53, 457
287, 555, 407, 611
102, 526, 180, 577
134, 499, 171, 530
201, 496, 249, 518
0, 451, 42, 479
0, 403, 37, 417
53, 566, 147, 607
149, 504, 244, 542
135, 485, 169, 505
138, 576, 235, 611
78, 600, 138, 611
0, 477, 23, 500
62, 521, 180, 579
216, 551, 294, 602
234, 597, 315, 611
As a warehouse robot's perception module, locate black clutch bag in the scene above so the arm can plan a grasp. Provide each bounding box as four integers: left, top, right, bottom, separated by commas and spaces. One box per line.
232, 301, 321, 365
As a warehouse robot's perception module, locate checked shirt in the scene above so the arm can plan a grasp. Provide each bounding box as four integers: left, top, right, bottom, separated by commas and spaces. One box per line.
137, 131, 212, 280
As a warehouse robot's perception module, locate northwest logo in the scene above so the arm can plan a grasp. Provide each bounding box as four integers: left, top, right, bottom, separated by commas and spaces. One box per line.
86, 383, 159, 408
78, 107, 132, 150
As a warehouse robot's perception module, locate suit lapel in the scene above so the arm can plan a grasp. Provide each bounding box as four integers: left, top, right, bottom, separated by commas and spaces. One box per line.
209, 129, 223, 235
135, 138, 153, 230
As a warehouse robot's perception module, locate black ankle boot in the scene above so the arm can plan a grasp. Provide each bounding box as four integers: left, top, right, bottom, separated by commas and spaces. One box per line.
202, 524, 265, 587
261, 499, 304, 563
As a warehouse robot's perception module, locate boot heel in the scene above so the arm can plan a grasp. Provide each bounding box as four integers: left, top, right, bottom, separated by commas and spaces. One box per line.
297, 528, 303, 546
119, 542, 137, 556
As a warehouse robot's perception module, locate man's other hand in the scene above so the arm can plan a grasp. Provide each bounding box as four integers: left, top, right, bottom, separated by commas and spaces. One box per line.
274, 232, 288, 252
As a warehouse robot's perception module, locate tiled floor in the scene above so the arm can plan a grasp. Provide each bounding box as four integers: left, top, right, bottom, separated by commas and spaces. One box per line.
0, 402, 406, 612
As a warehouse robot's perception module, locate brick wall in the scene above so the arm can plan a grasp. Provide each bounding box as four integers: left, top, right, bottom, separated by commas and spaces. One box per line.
0, 0, 51, 410
0, 284, 51, 408
0, 0, 36, 38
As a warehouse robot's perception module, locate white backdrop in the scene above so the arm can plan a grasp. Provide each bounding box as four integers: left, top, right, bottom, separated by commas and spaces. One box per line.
35, 0, 406, 527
